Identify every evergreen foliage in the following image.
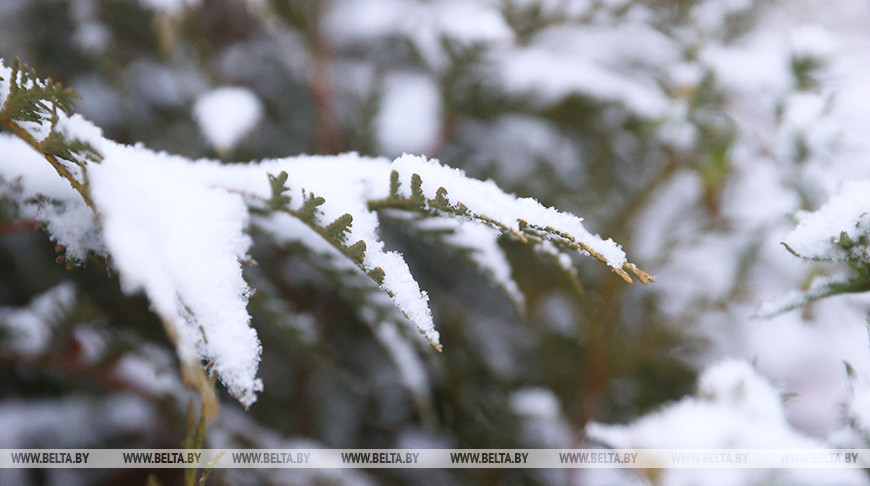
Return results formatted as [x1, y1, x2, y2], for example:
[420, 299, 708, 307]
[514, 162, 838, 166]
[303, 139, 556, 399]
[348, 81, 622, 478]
[0, 1, 866, 485]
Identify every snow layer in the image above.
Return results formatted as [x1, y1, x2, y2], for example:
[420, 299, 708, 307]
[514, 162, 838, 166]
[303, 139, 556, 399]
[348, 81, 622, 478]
[0, 134, 103, 260]
[88, 144, 262, 407]
[0, 57, 647, 407]
[1, 127, 631, 403]
[784, 180, 870, 261]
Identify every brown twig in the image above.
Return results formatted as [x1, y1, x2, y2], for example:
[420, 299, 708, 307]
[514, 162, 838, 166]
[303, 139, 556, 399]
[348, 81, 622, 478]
[0, 218, 40, 236]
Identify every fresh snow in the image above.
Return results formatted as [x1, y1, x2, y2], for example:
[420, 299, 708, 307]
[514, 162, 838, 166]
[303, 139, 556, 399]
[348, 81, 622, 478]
[9, 0, 870, 467]
[784, 180, 870, 261]
[0, 134, 104, 260]
[89, 145, 263, 406]
[17, 119, 52, 143]
[213, 153, 443, 349]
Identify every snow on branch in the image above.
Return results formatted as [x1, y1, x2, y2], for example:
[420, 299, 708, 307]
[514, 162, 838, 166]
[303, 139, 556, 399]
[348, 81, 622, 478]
[381, 212, 528, 314]
[783, 180, 870, 264]
[1, 58, 262, 408]
[241, 155, 442, 351]
[372, 154, 654, 285]
[89, 145, 262, 408]
[0, 58, 652, 409]
[763, 180, 870, 316]
[0, 58, 99, 205]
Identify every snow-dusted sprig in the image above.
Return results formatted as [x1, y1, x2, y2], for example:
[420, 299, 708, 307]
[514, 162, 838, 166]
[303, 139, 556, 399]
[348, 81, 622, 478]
[369, 155, 654, 285]
[378, 210, 528, 313]
[0, 58, 100, 207]
[257, 170, 441, 352]
[266, 174, 372, 279]
[253, 199, 409, 339]
[0, 58, 77, 128]
[756, 274, 870, 318]
[766, 180, 870, 316]
[252, 210, 439, 425]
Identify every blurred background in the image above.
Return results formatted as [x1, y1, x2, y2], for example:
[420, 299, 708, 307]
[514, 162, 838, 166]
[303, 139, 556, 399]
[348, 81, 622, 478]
[3, 0, 870, 484]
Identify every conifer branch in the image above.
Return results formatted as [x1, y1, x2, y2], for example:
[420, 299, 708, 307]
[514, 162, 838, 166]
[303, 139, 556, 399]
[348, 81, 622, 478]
[0, 58, 99, 210]
[378, 210, 529, 313]
[264, 171, 388, 284]
[369, 170, 654, 285]
[258, 171, 442, 351]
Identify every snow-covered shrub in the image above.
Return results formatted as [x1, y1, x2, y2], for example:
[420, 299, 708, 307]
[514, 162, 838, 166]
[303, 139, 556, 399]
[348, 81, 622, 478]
[0, 57, 650, 410]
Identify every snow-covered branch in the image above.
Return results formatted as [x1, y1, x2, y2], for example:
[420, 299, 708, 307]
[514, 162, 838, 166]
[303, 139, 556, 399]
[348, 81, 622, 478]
[0, 57, 650, 409]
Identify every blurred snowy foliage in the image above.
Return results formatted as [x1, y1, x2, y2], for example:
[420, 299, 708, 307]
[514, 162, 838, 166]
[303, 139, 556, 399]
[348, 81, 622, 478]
[588, 360, 868, 485]
[2, 0, 870, 484]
